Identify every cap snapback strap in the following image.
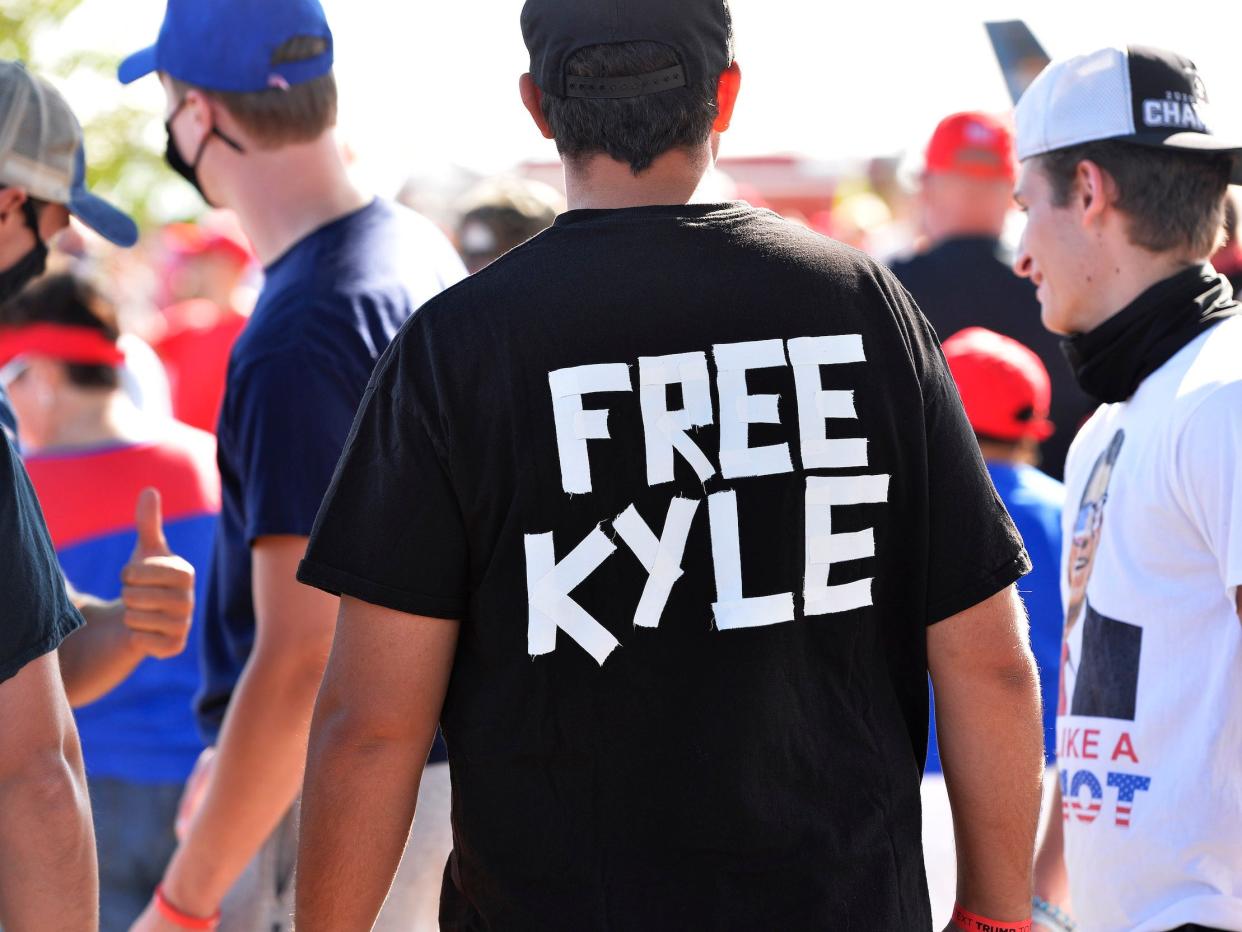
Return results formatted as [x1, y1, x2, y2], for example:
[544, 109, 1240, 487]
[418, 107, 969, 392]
[565, 64, 686, 99]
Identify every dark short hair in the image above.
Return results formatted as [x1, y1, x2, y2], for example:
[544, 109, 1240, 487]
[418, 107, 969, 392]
[0, 273, 120, 390]
[170, 36, 337, 148]
[539, 41, 721, 175]
[1037, 140, 1231, 257]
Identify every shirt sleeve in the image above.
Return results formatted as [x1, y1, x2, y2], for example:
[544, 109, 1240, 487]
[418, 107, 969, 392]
[0, 432, 83, 684]
[1176, 381, 1242, 594]
[880, 272, 1032, 624]
[297, 331, 470, 619]
[231, 350, 370, 543]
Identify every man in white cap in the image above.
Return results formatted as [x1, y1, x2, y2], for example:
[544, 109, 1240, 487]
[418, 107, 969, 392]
[1011, 45, 1242, 932]
[0, 59, 197, 929]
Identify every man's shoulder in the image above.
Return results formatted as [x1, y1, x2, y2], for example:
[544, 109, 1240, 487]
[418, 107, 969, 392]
[1135, 316, 1242, 429]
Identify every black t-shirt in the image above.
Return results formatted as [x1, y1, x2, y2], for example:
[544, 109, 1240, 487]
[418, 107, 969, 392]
[0, 388, 82, 684]
[889, 235, 1097, 479]
[299, 203, 1029, 930]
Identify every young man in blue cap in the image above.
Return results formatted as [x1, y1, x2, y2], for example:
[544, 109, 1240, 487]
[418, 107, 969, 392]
[0, 59, 197, 930]
[294, 2, 1045, 929]
[118, 1, 465, 929]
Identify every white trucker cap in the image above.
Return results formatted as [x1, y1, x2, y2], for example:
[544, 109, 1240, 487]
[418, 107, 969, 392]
[0, 60, 138, 246]
[1015, 45, 1242, 185]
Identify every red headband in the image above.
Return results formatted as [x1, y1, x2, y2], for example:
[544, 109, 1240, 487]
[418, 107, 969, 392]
[0, 323, 125, 368]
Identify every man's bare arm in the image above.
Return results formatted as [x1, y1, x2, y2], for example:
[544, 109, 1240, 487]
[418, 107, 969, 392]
[296, 596, 459, 931]
[0, 651, 97, 929]
[929, 584, 1044, 923]
[151, 535, 336, 918]
[1032, 775, 1070, 918]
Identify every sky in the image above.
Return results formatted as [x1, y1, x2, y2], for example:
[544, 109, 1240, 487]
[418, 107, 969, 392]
[39, 0, 1242, 198]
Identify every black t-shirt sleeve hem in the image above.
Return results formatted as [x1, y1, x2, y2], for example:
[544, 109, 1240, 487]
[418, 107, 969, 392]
[297, 558, 467, 621]
[246, 518, 316, 546]
[0, 608, 84, 686]
[926, 549, 1032, 625]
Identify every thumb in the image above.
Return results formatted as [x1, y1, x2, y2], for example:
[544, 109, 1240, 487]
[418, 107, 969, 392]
[133, 487, 170, 558]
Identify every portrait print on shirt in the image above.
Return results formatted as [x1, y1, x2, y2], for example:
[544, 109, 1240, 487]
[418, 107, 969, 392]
[1059, 429, 1140, 721]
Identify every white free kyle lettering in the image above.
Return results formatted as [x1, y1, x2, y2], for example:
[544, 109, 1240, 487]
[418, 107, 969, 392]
[529, 335, 891, 664]
[548, 337, 870, 494]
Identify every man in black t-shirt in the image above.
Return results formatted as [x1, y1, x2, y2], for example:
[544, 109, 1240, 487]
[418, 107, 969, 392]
[890, 111, 1095, 480]
[295, 3, 1045, 930]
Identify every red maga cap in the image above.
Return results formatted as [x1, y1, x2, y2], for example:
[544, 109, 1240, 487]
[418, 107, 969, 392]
[943, 327, 1053, 442]
[925, 111, 1016, 183]
[0, 323, 125, 368]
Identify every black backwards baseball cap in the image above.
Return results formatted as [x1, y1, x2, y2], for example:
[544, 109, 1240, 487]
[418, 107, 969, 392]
[1015, 45, 1242, 184]
[521, 0, 733, 99]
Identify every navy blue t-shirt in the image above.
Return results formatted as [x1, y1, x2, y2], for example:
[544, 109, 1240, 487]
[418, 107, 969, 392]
[195, 200, 463, 741]
[0, 387, 83, 684]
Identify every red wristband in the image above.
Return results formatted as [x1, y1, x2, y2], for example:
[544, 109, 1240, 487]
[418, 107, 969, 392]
[952, 903, 1033, 932]
[154, 886, 220, 930]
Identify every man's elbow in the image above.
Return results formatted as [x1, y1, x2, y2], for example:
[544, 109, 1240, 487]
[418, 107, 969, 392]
[0, 748, 90, 833]
[250, 627, 336, 699]
[309, 678, 425, 763]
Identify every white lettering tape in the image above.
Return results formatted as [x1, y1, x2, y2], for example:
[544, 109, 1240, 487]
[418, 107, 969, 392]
[708, 489, 795, 629]
[525, 527, 620, 664]
[788, 335, 868, 470]
[548, 363, 632, 495]
[804, 474, 889, 618]
[713, 339, 794, 480]
[638, 352, 716, 486]
[613, 497, 700, 628]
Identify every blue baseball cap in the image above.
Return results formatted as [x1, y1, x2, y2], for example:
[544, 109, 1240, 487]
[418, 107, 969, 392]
[67, 146, 139, 247]
[118, 0, 334, 93]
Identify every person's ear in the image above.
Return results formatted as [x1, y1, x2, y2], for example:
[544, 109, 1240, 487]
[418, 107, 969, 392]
[519, 74, 554, 140]
[1076, 159, 1113, 230]
[713, 61, 742, 133]
[0, 186, 26, 225]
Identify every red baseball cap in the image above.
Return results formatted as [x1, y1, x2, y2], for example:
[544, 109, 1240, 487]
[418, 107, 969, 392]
[924, 111, 1016, 183]
[943, 327, 1054, 442]
[162, 212, 253, 267]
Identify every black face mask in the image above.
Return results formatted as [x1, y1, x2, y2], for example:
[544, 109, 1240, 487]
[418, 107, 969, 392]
[0, 199, 49, 303]
[164, 98, 245, 206]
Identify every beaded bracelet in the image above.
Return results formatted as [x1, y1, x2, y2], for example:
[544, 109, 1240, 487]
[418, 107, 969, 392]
[1032, 895, 1077, 932]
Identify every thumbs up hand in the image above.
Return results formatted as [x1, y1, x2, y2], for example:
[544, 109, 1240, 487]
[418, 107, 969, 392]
[120, 488, 196, 660]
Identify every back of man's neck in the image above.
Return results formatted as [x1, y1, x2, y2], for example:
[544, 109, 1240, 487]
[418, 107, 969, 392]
[223, 137, 369, 266]
[40, 391, 144, 452]
[564, 148, 711, 211]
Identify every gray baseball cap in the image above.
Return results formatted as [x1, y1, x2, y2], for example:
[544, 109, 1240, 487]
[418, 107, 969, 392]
[0, 60, 138, 247]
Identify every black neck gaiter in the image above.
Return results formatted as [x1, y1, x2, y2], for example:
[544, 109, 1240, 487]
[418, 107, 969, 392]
[1062, 265, 1240, 404]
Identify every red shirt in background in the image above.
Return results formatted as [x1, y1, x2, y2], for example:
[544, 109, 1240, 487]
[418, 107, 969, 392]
[154, 299, 247, 434]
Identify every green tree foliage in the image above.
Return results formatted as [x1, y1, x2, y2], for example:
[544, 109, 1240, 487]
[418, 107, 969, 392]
[2, 0, 173, 229]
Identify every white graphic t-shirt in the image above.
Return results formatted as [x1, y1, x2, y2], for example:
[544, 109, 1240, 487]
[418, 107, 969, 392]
[1058, 316, 1242, 932]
